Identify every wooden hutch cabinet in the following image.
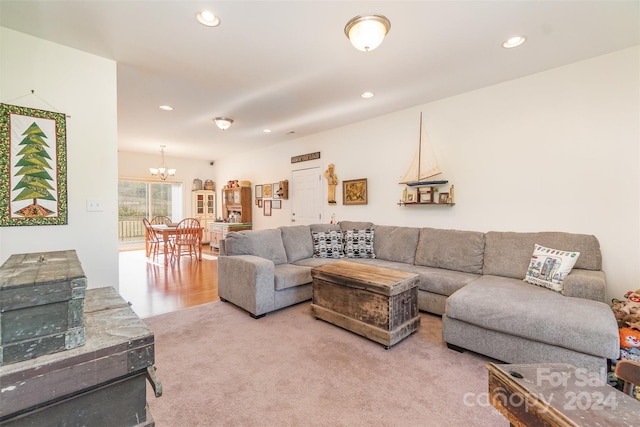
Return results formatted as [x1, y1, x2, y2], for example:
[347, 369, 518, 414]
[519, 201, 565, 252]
[210, 187, 252, 250]
[222, 187, 251, 223]
[191, 190, 216, 243]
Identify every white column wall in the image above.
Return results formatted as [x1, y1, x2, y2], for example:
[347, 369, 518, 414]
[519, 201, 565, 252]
[0, 28, 119, 289]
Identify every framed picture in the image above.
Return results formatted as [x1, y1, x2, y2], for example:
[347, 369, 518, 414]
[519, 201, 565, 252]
[342, 178, 367, 205]
[407, 192, 415, 203]
[263, 199, 272, 216]
[0, 103, 68, 226]
[272, 183, 280, 199]
[258, 199, 263, 208]
[439, 192, 450, 204]
[255, 184, 263, 199]
[272, 200, 281, 209]
[263, 183, 272, 198]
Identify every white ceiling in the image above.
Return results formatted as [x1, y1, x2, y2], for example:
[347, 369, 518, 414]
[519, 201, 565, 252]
[1, 1, 638, 160]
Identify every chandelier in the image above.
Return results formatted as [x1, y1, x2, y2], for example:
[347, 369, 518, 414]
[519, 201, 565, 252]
[149, 145, 176, 181]
[344, 14, 391, 52]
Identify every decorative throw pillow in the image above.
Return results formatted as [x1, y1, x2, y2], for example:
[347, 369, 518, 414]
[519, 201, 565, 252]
[343, 229, 376, 259]
[312, 230, 344, 258]
[523, 244, 580, 294]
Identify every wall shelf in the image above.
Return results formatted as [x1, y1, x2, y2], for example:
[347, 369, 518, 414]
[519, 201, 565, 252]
[399, 184, 455, 207]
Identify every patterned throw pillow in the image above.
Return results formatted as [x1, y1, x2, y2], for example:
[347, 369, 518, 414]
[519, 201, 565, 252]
[344, 229, 376, 259]
[523, 244, 580, 294]
[312, 230, 344, 258]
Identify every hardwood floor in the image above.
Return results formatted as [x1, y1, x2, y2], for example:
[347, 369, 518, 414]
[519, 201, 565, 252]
[118, 246, 219, 318]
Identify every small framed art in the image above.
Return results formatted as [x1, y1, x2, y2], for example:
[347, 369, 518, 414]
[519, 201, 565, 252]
[343, 178, 367, 205]
[263, 184, 272, 198]
[272, 200, 281, 209]
[263, 199, 272, 216]
[439, 192, 450, 204]
[272, 183, 280, 199]
[255, 184, 263, 199]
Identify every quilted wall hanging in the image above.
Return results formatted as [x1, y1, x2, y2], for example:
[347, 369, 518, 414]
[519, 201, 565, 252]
[0, 103, 68, 226]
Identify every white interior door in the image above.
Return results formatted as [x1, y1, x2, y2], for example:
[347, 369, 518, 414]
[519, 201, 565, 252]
[291, 167, 322, 225]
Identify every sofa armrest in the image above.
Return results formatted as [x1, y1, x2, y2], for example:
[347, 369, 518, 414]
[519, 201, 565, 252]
[563, 269, 606, 302]
[218, 255, 276, 317]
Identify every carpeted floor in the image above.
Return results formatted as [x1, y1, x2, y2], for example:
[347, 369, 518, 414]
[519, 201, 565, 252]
[144, 300, 509, 427]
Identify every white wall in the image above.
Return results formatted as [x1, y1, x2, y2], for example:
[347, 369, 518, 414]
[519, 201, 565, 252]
[0, 28, 119, 289]
[213, 46, 640, 301]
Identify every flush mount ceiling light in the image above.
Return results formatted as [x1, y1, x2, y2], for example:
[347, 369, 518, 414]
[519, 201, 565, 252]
[197, 10, 220, 27]
[502, 36, 526, 48]
[149, 145, 176, 181]
[344, 14, 391, 52]
[158, 105, 173, 111]
[361, 91, 374, 99]
[214, 117, 233, 130]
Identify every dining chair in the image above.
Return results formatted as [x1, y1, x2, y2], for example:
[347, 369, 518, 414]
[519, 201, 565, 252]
[150, 215, 172, 225]
[615, 359, 640, 398]
[143, 217, 161, 259]
[172, 218, 201, 262]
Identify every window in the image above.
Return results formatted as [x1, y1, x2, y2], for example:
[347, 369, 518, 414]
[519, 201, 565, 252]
[118, 180, 183, 247]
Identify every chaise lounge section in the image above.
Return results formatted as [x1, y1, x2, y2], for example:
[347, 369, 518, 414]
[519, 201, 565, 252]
[217, 223, 619, 373]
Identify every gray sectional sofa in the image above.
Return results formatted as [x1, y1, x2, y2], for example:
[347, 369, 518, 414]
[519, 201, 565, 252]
[217, 222, 619, 373]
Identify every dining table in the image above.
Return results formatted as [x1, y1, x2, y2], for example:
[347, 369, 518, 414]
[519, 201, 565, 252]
[150, 224, 203, 266]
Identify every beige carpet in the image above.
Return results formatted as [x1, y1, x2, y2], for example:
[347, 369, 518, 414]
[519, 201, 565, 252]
[144, 301, 509, 427]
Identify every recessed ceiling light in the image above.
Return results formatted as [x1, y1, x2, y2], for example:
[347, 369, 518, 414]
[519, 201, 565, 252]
[197, 10, 220, 27]
[263, 129, 272, 133]
[159, 105, 173, 111]
[361, 92, 374, 99]
[502, 36, 526, 49]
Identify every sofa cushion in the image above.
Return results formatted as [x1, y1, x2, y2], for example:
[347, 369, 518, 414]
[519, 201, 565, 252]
[445, 275, 619, 359]
[523, 244, 580, 294]
[344, 229, 376, 259]
[410, 265, 481, 297]
[339, 221, 374, 231]
[372, 225, 420, 264]
[414, 228, 485, 274]
[483, 231, 601, 280]
[312, 230, 344, 258]
[224, 229, 288, 265]
[310, 223, 340, 233]
[279, 225, 314, 263]
[274, 264, 312, 290]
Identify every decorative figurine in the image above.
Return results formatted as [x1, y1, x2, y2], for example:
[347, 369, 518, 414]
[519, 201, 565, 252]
[324, 163, 338, 204]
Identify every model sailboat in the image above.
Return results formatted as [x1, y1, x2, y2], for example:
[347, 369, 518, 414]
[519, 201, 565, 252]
[398, 113, 448, 187]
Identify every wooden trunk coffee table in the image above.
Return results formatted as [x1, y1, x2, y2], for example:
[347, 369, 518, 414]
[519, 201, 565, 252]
[310, 260, 420, 349]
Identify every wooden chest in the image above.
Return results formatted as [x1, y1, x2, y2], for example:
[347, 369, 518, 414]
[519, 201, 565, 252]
[0, 287, 159, 426]
[0, 250, 87, 366]
[311, 261, 420, 349]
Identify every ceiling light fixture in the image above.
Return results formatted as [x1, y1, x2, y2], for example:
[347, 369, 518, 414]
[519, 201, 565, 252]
[197, 10, 220, 27]
[344, 14, 391, 52]
[214, 117, 234, 130]
[159, 105, 173, 111]
[361, 91, 374, 99]
[263, 129, 272, 133]
[502, 36, 526, 48]
[149, 145, 176, 181]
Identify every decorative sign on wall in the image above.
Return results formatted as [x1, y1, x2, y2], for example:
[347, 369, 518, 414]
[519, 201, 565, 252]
[291, 151, 320, 164]
[0, 103, 68, 226]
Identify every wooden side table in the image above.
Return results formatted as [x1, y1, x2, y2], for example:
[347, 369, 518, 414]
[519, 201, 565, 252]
[487, 362, 640, 427]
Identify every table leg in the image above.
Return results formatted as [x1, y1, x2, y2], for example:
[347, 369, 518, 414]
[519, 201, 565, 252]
[163, 233, 170, 266]
[198, 230, 203, 261]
